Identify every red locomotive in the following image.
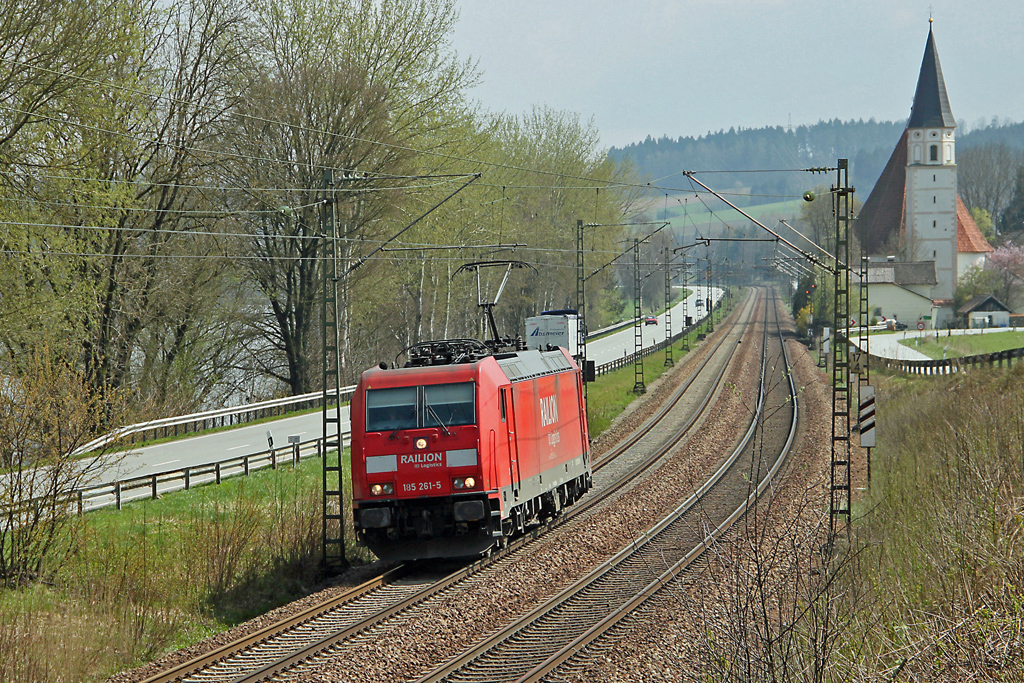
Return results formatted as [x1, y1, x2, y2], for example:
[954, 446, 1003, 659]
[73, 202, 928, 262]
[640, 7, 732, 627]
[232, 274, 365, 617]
[350, 339, 592, 561]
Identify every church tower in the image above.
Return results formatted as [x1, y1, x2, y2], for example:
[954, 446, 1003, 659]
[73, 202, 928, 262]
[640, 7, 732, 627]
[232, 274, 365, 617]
[904, 21, 958, 304]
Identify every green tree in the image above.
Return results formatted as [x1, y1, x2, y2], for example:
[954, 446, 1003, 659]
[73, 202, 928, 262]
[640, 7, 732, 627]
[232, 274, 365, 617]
[1, 0, 257, 413]
[969, 206, 996, 243]
[954, 264, 1000, 312]
[0, 0, 139, 171]
[229, 0, 478, 392]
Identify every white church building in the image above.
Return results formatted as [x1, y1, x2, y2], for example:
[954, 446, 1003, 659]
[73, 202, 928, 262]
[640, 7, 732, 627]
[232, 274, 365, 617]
[856, 22, 992, 329]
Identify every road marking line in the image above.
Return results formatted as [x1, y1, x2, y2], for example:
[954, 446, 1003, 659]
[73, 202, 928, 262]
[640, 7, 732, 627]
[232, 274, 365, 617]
[153, 460, 180, 467]
[227, 444, 250, 450]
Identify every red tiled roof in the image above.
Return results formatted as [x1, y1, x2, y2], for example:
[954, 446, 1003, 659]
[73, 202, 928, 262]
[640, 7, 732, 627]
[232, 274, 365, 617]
[859, 131, 992, 257]
[956, 195, 993, 253]
[858, 129, 907, 254]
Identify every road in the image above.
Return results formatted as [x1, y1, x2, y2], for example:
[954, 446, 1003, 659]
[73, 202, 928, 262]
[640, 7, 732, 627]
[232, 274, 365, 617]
[85, 286, 723, 499]
[586, 287, 722, 366]
[852, 325, 1024, 360]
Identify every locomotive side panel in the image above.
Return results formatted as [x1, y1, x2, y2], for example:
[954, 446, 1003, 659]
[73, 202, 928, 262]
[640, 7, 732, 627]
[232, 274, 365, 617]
[505, 371, 589, 510]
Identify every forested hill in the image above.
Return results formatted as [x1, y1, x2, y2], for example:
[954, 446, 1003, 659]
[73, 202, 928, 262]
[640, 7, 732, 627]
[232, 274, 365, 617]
[610, 118, 1024, 205]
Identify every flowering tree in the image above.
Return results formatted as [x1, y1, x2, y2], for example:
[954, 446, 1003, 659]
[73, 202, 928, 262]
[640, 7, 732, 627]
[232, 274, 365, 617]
[985, 242, 1024, 307]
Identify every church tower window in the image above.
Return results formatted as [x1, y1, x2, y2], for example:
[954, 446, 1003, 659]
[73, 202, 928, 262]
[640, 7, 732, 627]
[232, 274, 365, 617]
[929, 145, 938, 161]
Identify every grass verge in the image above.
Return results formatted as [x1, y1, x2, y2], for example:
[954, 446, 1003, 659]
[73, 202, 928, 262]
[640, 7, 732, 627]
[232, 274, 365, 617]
[897, 328, 1024, 359]
[586, 320, 716, 438]
[836, 366, 1024, 679]
[0, 297, 735, 682]
[0, 452, 370, 682]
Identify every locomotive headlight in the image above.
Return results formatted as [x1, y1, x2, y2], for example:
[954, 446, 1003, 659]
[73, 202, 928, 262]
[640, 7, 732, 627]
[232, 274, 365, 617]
[464, 477, 476, 488]
[415, 437, 428, 449]
[370, 483, 394, 496]
[452, 478, 465, 490]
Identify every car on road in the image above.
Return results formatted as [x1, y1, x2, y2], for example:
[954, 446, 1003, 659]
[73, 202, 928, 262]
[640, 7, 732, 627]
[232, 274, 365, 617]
[644, 316, 658, 326]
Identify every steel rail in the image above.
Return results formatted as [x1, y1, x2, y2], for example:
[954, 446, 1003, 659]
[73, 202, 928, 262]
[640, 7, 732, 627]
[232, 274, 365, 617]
[520, 289, 799, 682]
[138, 564, 411, 683]
[412, 290, 796, 683]
[220, 291, 760, 683]
[138, 290, 759, 683]
[591, 289, 755, 469]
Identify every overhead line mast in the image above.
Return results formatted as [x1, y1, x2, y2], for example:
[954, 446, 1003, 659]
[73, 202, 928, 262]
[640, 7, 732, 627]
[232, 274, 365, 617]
[320, 170, 480, 573]
[679, 163, 857, 545]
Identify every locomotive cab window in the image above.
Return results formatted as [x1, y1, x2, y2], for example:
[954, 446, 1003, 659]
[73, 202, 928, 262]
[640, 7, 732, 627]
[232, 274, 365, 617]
[366, 386, 417, 432]
[366, 383, 474, 432]
[424, 383, 475, 427]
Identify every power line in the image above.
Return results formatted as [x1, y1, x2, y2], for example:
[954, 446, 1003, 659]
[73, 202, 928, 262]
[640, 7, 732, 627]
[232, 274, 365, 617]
[1, 55, 831, 207]
[0, 58, 623, 192]
[0, 196, 325, 217]
[0, 175, 464, 215]
[0, 247, 580, 269]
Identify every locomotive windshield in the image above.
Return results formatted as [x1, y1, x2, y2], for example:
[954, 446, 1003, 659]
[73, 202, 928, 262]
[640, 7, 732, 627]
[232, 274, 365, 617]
[424, 383, 474, 428]
[365, 382, 475, 432]
[366, 386, 417, 432]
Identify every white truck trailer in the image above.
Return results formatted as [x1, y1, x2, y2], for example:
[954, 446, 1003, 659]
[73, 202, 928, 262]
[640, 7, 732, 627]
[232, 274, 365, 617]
[525, 310, 580, 357]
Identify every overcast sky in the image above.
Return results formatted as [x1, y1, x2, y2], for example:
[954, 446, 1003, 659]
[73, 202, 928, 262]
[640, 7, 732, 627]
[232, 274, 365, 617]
[450, 0, 1024, 149]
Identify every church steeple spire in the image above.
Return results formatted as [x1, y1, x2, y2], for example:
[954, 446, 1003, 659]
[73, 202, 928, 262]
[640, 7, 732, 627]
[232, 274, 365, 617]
[907, 25, 955, 128]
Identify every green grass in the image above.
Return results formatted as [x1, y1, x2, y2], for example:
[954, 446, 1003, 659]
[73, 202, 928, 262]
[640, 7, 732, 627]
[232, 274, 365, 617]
[586, 289, 692, 343]
[898, 329, 1024, 359]
[665, 198, 804, 231]
[0, 294, 738, 682]
[0, 451, 368, 682]
[586, 299, 733, 438]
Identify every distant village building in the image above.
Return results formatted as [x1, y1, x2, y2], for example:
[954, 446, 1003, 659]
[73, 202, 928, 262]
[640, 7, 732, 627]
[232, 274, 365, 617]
[856, 22, 992, 329]
[958, 294, 1011, 329]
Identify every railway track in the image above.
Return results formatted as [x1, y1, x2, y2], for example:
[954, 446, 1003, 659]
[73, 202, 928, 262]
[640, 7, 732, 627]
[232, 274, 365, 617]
[137, 288, 770, 683]
[415, 289, 797, 683]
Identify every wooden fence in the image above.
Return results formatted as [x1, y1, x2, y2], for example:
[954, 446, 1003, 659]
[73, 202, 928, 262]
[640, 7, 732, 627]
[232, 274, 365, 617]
[867, 346, 1024, 375]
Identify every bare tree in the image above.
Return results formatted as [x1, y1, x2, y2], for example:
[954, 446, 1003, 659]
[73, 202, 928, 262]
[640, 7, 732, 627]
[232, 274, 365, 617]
[958, 142, 1024, 227]
[228, 0, 478, 392]
[0, 345, 130, 585]
[1001, 163, 1024, 234]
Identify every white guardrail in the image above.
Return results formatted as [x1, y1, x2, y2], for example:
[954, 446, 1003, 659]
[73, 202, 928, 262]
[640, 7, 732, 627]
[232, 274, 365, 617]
[71, 318, 640, 459]
[72, 386, 358, 456]
[51, 299, 726, 514]
[71, 434, 348, 513]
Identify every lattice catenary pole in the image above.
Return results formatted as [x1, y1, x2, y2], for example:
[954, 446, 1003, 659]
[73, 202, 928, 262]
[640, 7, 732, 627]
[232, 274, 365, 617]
[829, 159, 854, 542]
[321, 170, 348, 572]
[632, 238, 645, 394]
[664, 246, 673, 367]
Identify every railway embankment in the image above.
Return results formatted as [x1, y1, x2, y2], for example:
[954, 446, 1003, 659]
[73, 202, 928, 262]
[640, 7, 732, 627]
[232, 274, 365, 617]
[0, 306, 734, 683]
